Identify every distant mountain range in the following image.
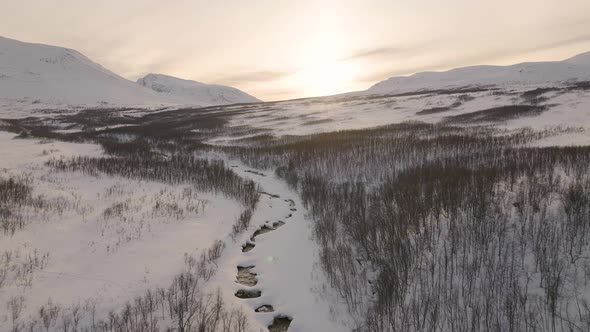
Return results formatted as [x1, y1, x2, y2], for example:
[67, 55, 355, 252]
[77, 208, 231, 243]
[2, 35, 590, 112]
[366, 51, 590, 95]
[0, 36, 260, 110]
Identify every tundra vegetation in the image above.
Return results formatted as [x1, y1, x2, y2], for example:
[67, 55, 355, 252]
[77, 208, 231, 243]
[8, 241, 251, 332]
[229, 122, 590, 331]
[2, 107, 261, 331]
[3, 86, 590, 331]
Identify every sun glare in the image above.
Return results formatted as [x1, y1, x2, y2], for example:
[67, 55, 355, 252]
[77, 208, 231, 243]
[294, 61, 356, 97]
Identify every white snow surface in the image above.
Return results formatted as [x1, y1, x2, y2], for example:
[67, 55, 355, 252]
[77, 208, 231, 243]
[210, 162, 349, 332]
[367, 51, 590, 95]
[138, 73, 261, 106]
[209, 89, 590, 141]
[0, 132, 344, 331]
[564, 51, 590, 67]
[0, 36, 260, 117]
[0, 132, 245, 328]
[0, 36, 187, 109]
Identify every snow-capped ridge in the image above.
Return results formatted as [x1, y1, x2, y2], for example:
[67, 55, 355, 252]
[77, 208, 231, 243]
[0, 36, 260, 115]
[564, 51, 590, 67]
[367, 51, 590, 95]
[137, 73, 261, 105]
[0, 36, 187, 108]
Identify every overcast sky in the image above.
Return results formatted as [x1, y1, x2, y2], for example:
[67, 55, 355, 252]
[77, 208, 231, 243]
[2, 0, 590, 100]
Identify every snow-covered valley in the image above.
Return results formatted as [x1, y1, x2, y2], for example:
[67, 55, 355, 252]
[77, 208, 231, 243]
[2, 36, 590, 331]
[0, 130, 345, 331]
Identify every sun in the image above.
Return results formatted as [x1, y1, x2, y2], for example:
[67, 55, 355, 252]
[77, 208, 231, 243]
[294, 61, 356, 97]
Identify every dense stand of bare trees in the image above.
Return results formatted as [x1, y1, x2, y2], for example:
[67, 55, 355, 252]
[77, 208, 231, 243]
[229, 122, 590, 331]
[0, 175, 32, 235]
[46, 155, 259, 209]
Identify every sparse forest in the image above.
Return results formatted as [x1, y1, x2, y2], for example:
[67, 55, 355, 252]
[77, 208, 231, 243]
[227, 122, 590, 331]
[9, 241, 251, 332]
[3, 87, 590, 331]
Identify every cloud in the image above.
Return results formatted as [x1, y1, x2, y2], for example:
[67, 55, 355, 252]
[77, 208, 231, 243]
[340, 47, 413, 61]
[354, 32, 590, 87]
[526, 33, 590, 55]
[339, 41, 439, 62]
[212, 70, 294, 85]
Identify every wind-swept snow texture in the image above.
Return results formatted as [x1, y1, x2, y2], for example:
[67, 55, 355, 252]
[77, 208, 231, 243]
[138, 73, 261, 106]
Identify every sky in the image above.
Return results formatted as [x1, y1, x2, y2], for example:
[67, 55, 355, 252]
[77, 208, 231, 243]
[1, 0, 590, 101]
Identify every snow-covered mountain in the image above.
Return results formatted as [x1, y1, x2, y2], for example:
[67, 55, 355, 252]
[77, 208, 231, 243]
[367, 51, 590, 95]
[137, 73, 261, 106]
[0, 36, 187, 108]
[564, 51, 590, 67]
[0, 36, 260, 115]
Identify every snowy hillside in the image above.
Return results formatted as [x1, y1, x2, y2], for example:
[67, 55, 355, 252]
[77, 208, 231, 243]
[564, 51, 590, 67]
[367, 51, 590, 94]
[0, 36, 187, 109]
[137, 73, 261, 106]
[0, 37, 261, 117]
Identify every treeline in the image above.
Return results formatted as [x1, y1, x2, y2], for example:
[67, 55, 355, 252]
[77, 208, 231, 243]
[229, 122, 590, 331]
[228, 122, 572, 184]
[46, 155, 259, 209]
